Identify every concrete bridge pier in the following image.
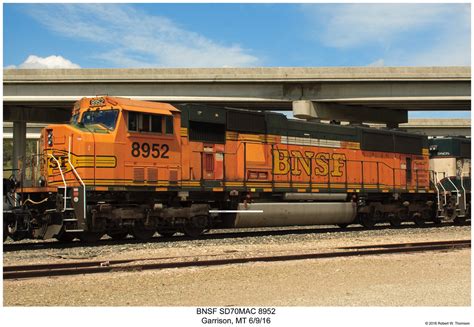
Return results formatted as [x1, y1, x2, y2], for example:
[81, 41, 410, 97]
[12, 121, 27, 178]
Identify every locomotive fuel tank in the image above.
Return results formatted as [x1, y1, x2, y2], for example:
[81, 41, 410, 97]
[234, 202, 356, 228]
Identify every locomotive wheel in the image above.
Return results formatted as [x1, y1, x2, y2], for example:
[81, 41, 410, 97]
[389, 214, 401, 228]
[183, 215, 208, 238]
[359, 213, 375, 228]
[55, 225, 76, 242]
[132, 225, 155, 241]
[78, 232, 104, 243]
[453, 216, 467, 225]
[337, 224, 349, 229]
[107, 231, 129, 240]
[55, 228, 76, 243]
[3, 220, 8, 242]
[157, 229, 176, 238]
[432, 217, 442, 225]
[183, 224, 204, 238]
[413, 212, 426, 227]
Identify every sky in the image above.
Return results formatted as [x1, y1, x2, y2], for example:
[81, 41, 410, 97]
[3, 3, 471, 119]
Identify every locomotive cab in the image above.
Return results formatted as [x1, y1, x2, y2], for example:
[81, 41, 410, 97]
[42, 96, 181, 190]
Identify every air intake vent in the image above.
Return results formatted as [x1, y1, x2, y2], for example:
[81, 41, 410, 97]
[147, 168, 158, 182]
[133, 168, 145, 182]
[169, 170, 178, 182]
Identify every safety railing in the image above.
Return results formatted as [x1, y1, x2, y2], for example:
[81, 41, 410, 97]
[68, 136, 86, 220]
[460, 173, 468, 213]
[432, 171, 443, 211]
[48, 153, 68, 212]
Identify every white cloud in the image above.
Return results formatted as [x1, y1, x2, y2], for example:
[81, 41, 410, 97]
[7, 55, 81, 69]
[367, 59, 384, 67]
[303, 4, 470, 66]
[407, 10, 471, 66]
[25, 4, 259, 68]
[316, 4, 448, 49]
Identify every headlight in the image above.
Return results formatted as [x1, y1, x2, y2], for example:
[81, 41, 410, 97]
[47, 129, 53, 146]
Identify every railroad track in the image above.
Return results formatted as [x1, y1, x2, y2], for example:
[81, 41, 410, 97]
[4, 239, 470, 280]
[3, 222, 469, 252]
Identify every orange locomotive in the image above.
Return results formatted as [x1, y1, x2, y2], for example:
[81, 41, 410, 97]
[4, 96, 437, 242]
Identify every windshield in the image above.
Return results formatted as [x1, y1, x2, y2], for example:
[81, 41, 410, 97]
[81, 110, 119, 130]
[71, 114, 79, 125]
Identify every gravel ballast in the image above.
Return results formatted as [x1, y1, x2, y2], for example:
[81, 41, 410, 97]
[3, 224, 471, 306]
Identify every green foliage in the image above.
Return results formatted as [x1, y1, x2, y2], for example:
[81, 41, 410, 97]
[3, 139, 38, 178]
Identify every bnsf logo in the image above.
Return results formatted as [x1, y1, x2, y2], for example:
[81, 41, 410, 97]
[272, 149, 346, 177]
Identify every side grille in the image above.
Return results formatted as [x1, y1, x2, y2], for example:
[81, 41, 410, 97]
[169, 170, 178, 182]
[147, 168, 158, 182]
[133, 168, 145, 182]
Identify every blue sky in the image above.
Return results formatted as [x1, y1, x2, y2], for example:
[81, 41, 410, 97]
[3, 3, 471, 118]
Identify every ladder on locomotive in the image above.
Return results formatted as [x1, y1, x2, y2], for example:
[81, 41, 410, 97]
[49, 136, 87, 232]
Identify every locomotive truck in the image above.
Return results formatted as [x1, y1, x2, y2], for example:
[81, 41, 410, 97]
[3, 97, 470, 242]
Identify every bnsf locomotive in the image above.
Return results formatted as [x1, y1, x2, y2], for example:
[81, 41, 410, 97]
[3, 97, 471, 242]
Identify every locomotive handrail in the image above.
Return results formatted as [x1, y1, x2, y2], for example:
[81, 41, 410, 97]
[432, 171, 442, 211]
[48, 153, 67, 212]
[437, 172, 448, 208]
[460, 172, 467, 213]
[447, 176, 460, 206]
[68, 136, 86, 220]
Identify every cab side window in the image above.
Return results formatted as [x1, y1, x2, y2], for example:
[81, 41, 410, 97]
[165, 116, 174, 134]
[128, 112, 138, 131]
[127, 112, 173, 135]
[151, 115, 162, 133]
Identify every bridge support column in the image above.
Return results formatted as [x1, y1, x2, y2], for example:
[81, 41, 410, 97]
[12, 121, 27, 177]
[292, 100, 407, 125]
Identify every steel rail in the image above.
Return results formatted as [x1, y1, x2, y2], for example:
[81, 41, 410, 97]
[338, 239, 470, 249]
[4, 239, 470, 280]
[3, 222, 471, 253]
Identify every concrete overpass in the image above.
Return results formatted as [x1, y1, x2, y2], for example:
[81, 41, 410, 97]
[3, 66, 471, 174]
[374, 119, 471, 137]
[4, 66, 471, 121]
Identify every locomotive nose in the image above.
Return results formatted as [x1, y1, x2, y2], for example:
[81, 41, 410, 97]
[40, 123, 85, 186]
[42, 124, 69, 150]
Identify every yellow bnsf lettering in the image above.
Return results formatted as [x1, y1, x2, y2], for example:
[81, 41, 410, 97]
[272, 149, 290, 175]
[331, 153, 346, 177]
[314, 152, 329, 176]
[272, 149, 346, 177]
[290, 151, 314, 176]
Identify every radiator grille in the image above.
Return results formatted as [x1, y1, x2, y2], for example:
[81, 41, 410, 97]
[133, 168, 145, 182]
[169, 170, 178, 182]
[147, 168, 158, 182]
